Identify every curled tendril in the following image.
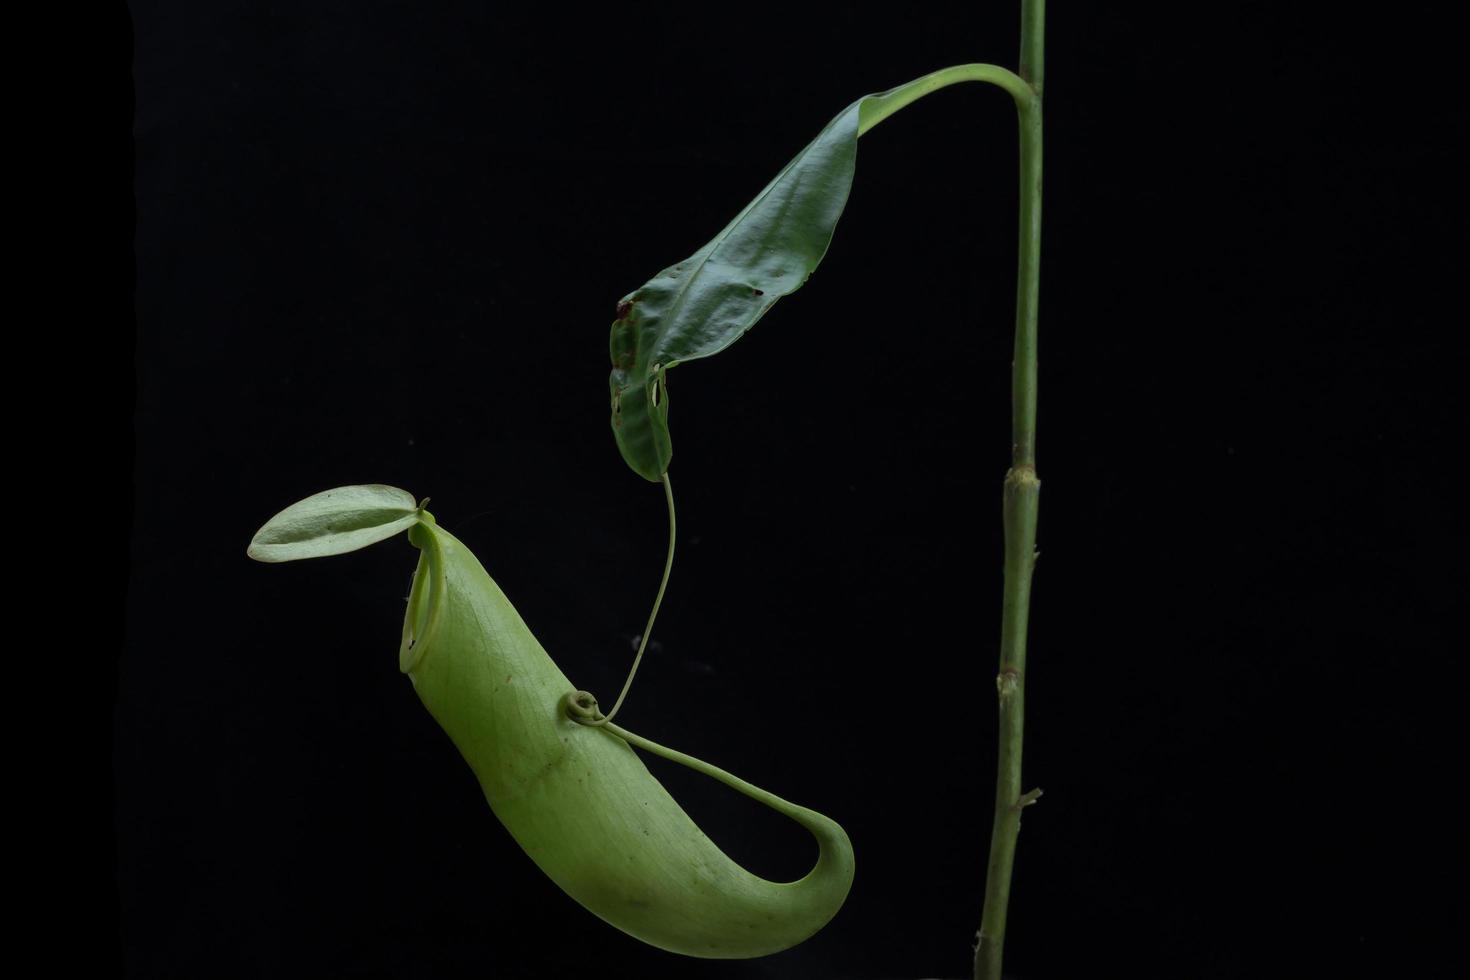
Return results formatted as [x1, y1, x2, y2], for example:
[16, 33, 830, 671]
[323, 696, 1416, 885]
[564, 689, 609, 727]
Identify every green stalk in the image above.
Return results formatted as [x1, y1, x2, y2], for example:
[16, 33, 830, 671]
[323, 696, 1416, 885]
[858, 63, 1032, 135]
[975, 3, 1044, 979]
[594, 473, 677, 727]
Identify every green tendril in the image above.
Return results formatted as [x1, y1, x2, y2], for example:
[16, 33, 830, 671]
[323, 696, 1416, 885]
[577, 471, 676, 727]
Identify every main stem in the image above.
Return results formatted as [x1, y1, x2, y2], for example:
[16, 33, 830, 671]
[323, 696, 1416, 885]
[975, 2, 1044, 979]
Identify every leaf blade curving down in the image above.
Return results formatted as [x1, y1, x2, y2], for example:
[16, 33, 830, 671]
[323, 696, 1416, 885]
[608, 95, 870, 481]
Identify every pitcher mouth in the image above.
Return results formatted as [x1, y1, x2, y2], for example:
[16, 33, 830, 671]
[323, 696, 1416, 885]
[399, 518, 446, 674]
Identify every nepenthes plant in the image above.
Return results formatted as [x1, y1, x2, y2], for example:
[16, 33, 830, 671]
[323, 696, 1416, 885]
[250, 3, 1046, 977]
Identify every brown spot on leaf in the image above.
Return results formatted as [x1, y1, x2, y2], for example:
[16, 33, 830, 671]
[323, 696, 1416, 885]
[615, 299, 633, 319]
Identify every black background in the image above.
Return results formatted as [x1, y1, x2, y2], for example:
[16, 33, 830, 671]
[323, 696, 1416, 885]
[118, 2, 1458, 978]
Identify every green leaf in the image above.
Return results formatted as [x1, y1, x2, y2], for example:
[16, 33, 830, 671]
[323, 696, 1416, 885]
[247, 485, 422, 562]
[607, 65, 1033, 482]
[608, 94, 869, 481]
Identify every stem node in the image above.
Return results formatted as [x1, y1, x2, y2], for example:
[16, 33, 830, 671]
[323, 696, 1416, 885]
[1004, 464, 1040, 489]
[995, 668, 1022, 701]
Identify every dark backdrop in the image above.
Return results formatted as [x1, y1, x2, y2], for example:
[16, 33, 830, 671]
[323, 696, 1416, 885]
[121, 3, 1457, 978]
